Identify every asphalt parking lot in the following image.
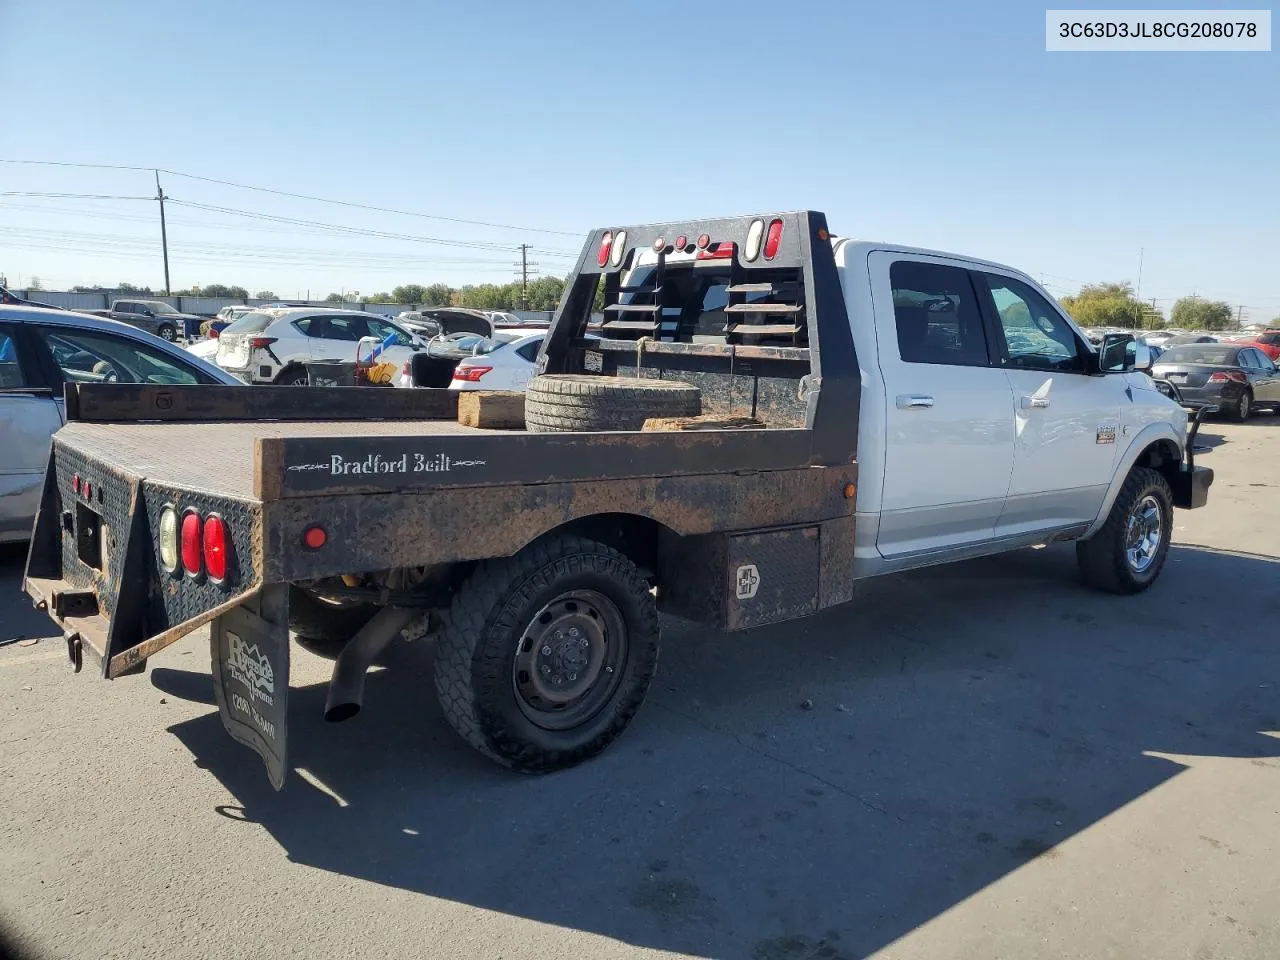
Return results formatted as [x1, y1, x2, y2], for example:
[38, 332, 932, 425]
[2, 418, 1278, 960]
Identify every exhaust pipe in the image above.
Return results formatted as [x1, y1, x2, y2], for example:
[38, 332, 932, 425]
[323, 606, 417, 723]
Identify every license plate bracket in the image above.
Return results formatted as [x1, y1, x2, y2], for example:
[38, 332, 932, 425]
[211, 585, 290, 790]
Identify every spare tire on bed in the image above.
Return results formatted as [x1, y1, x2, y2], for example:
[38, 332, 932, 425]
[525, 374, 701, 433]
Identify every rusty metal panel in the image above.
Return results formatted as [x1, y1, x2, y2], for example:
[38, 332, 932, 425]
[818, 515, 857, 609]
[67, 383, 458, 423]
[655, 529, 728, 627]
[264, 427, 817, 499]
[726, 526, 821, 630]
[264, 465, 857, 582]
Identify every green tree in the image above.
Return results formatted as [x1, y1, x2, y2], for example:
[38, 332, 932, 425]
[323, 292, 346, 304]
[366, 292, 395, 303]
[525, 276, 566, 312]
[1057, 281, 1154, 329]
[455, 283, 514, 310]
[194, 284, 249, 299]
[1170, 297, 1234, 331]
[423, 283, 453, 306]
[254, 290, 277, 299]
[392, 284, 428, 304]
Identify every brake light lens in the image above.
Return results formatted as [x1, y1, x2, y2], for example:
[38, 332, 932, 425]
[610, 231, 627, 267]
[209, 328, 220, 339]
[202, 515, 228, 583]
[697, 242, 736, 261]
[763, 218, 784, 260]
[250, 337, 277, 350]
[72, 473, 81, 495]
[303, 525, 327, 550]
[596, 231, 613, 267]
[453, 365, 493, 382]
[158, 506, 179, 574]
[180, 511, 202, 576]
[696, 233, 711, 250]
[675, 234, 688, 252]
[1208, 371, 1247, 383]
[745, 219, 765, 261]
[82, 481, 92, 501]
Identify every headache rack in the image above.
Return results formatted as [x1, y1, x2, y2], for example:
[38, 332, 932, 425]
[539, 211, 861, 463]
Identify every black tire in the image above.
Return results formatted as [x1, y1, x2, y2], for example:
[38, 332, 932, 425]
[1229, 389, 1252, 422]
[156, 324, 178, 342]
[1076, 466, 1174, 595]
[434, 534, 660, 771]
[525, 374, 700, 433]
[274, 367, 310, 386]
[288, 584, 377, 655]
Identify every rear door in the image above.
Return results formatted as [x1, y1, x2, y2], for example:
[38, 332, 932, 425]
[1242, 348, 1280, 403]
[869, 253, 1016, 558]
[0, 324, 63, 542]
[306, 314, 370, 361]
[975, 272, 1122, 534]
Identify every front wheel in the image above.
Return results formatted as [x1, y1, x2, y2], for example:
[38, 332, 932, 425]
[157, 324, 178, 342]
[434, 535, 659, 771]
[1076, 466, 1173, 594]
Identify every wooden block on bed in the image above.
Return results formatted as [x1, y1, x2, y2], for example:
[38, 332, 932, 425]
[457, 391, 526, 429]
[642, 414, 766, 432]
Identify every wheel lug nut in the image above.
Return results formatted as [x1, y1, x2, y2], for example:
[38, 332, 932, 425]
[540, 664, 550, 675]
[604, 665, 614, 674]
[568, 672, 577, 682]
[541, 645, 552, 656]
[578, 638, 588, 648]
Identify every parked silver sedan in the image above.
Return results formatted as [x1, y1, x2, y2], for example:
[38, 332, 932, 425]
[0, 306, 240, 543]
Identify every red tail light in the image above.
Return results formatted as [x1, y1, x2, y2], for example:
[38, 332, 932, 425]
[209, 328, 220, 339]
[303, 525, 327, 550]
[202, 515, 228, 582]
[401, 361, 412, 376]
[763, 219, 784, 260]
[72, 473, 81, 494]
[697, 242, 736, 261]
[453, 365, 493, 382]
[250, 337, 277, 349]
[596, 231, 613, 267]
[1208, 371, 1247, 383]
[675, 234, 688, 252]
[180, 512, 202, 576]
[695, 233, 711, 250]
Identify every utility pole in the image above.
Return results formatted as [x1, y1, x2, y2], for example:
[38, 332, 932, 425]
[1237, 304, 1244, 330]
[155, 170, 171, 295]
[514, 244, 540, 313]
[1135, 247, 1144, 301]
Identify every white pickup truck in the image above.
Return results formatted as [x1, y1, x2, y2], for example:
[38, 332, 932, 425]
[24, 211, 1211, 788]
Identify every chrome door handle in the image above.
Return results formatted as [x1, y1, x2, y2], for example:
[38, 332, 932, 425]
[896, 394, 934, 409]
[1021, 396, 1050, 409]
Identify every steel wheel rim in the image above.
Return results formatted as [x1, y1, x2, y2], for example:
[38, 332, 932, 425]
[512, 589, 628, 731]
[1124, 494, 1163, 573]
[1240, 393, 1250, 418]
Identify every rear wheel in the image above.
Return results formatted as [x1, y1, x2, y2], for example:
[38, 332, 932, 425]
[1076, 466, 1173, 594]
[1230, 389, 1253, 422]
[434, 534, 659, 771]
[274, 367, 309, 386]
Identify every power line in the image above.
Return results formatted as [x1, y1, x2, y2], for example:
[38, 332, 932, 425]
[0, 157, 580, 236]
[0, 191, 153, 200]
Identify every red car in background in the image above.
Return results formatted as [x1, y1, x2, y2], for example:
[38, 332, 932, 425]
[1244, 330, 1280, 362]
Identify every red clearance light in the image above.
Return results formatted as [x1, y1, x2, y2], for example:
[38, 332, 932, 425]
[202, 515, 229, 582]
[453, 365, 493, 382]
[653, 237, 667, 253]
[763, 219, 784, 260]
[72, 473, 81, 494]
[596, 231, 613, 268]
[697, 242, 737, 261]
[696, 233, 711, 250]
[675, 234, 688, 252]
[249, 337, 277, 350]
[303, 526, 327, 550]
[82, 481, 92, 502]
[180, 512, 202, 576]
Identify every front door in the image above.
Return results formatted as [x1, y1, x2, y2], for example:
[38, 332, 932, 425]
[0, 324, 63, 542]
[976, 272, 1122, 535]
[870, 254, 1016, 559]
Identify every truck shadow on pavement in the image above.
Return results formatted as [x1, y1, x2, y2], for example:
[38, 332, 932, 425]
[159, 541, 1280, 960]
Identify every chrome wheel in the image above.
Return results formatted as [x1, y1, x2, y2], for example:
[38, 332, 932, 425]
[1238, 392, 1251, 419]
[1124, 494, 1163, 573]
[512, 589, 627, 731]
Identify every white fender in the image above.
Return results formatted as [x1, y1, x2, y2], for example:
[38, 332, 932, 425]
[1081, 420, 1184, 539]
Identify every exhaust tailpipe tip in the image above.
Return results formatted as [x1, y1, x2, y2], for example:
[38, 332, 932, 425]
[322, 606, 417, 723]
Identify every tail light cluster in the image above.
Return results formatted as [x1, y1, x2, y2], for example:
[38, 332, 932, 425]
[159, 505, 230, 584]
[453, 365, 492, 382]
[1208, 371, 1248, 384]
[598, 218, 784, 269]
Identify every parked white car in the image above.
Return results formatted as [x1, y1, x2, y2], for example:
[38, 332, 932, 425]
[215, 308, 426, 384]
[0, 305, 239, 542]
[450, 332, 546, 391]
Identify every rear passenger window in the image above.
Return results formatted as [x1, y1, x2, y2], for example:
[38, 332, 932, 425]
[515, 340, 541, 362]
[889, 261, 989, 366]
[0, 330, 29, 389]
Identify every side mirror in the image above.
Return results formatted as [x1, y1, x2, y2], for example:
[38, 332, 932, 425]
[1098, 333, 1136, 373]
[1133, 342, 1152, 371]
[141, 308, 154, 317]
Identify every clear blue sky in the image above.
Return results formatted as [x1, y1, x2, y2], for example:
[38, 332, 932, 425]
[1, 0, 1276, 320]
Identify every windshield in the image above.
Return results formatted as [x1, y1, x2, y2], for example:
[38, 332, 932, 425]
[223, 312, 276, 335]
[1159, 345, 1239, 365]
